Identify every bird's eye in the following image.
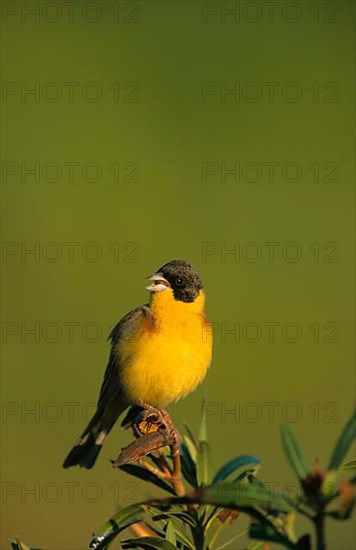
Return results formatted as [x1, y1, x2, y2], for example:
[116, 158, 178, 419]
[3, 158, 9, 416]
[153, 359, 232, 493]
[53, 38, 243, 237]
[175, 277, 184, 286]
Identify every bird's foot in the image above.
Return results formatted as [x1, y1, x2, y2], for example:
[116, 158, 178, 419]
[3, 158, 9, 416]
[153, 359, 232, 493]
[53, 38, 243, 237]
[113, 402, 182, 470]
[133, 402, 181, 445]
[156, 408, 182, 449]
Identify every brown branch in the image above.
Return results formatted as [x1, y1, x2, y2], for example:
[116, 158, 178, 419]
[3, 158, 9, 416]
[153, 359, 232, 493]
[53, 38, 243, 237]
[137, 457, 171, 480]
[113, 407, 186, 497]
[112, 430, 173, 468]
[171, 439, 185, 497]
[129, 522, 156, 538]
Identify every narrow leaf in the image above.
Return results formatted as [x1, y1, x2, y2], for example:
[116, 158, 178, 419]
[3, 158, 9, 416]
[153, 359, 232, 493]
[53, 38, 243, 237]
[326, 505, 355, 520]
[328, 412, 356, 471]
[167, 518, 194, 550]
[245, 542, 265, 550]
[180, 440, 198, 487]
[121, 537, 177, 550]
[183, 423, 198, 449]
[214, 528, 248, 550]
[213, 455, 261, 483]
[10, 542, 31, 550]
[201, 481, 292, 512]
[196, 440, 211, 486]
[152, 511, 197, 529]
[165, 520, 176, 545]
[249, 522, 295, 549]
[119, 464, 175, 495]
[199, 397, 208, 443]
[281, 424, 308, 480]
[151, 512, 194, 549]
[296, 534, 312, 550]
[234, 468, 260, 483]
[183, 435, 197, 464]
[196, 400, 210, 486]
[341, 458, 356, 471]
[89, 503, 144, 550]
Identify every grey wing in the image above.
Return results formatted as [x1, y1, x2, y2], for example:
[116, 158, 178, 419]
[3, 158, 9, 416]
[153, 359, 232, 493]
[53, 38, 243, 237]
[96, 305, 152, 412]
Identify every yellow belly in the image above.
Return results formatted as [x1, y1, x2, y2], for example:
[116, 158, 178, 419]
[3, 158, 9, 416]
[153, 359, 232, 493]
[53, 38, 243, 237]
[118, 290, 212, 408]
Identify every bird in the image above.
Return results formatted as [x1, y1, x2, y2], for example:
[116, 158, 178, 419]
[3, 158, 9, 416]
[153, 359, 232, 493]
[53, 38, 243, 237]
[63, 259, 213, 468]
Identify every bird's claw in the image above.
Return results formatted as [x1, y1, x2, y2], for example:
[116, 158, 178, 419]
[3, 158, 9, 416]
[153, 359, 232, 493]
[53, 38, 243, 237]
[113, 405, 181, 467]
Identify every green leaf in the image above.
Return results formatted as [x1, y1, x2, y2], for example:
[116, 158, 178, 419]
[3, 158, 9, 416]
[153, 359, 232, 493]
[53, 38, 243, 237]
[150, 511, 195, 549]
[321, 471, 338, 501]
[183, 435, 197, 465]
[10, 542, 31, 550]
[196, 440, 211, 486]
[281, 423, 308, 480]
[197, 404, 211, 486]
[183, 423, 198, 450]
[89, 503, 144, 550]
[204, 472, 258, 533]
[201, 481, 292, 512]
[341, 458, 356, 471]
[249, 522, 295, 549]
[119, 464, 175, 495]
[10, 541, 41, 550]
[147, 502, 203, 548]
[245, 542, 265, 550]
[152, 511, 197, 529]
[214, 528, 248, 550]
[180, 440, 198, 487]
[328, 412, 356, 471]
[296, 534, 312, 550]
[199, 412, 208, 443]
[326, 504, 355, 520]
[213, 455, 261, 483]
[165, 521, 176, 545]
[121, 537, 177, 550]
[169, 527, 194, 550]
[234, 469, 259, 483]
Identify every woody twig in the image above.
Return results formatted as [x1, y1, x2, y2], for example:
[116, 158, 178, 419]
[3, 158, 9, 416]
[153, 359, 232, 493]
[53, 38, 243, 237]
[112, 407, 186, 497]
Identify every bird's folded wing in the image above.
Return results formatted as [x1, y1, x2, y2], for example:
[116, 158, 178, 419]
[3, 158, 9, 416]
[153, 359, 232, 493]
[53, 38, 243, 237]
[96, 305, 153, 412]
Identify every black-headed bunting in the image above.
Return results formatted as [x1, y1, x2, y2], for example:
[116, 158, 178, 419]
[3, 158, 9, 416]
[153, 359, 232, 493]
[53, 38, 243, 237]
[63, 260, 212, 468]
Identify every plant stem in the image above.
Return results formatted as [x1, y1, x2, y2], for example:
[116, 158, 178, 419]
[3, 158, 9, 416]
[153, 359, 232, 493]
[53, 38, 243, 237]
[130, 522, 156, 538]
[156, 450, 172, 476]
[138, 457, 170, 480]
[171, 440, 186, 497]
[314, 511, 326, 550]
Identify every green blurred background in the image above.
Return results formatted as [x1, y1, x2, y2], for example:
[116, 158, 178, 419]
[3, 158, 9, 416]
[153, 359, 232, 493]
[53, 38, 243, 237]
[1, 1, 355, 548]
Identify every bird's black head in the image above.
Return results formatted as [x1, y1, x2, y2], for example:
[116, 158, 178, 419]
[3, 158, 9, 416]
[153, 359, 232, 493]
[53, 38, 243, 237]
[146, 259, 204, 303]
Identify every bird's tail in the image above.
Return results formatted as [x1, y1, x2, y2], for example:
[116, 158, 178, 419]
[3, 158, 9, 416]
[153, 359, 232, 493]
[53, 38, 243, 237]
[63, 405, 125, 469]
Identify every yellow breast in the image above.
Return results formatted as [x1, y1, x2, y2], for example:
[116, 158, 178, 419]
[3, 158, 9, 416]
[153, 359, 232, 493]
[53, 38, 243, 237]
[118, 289, 212, 408]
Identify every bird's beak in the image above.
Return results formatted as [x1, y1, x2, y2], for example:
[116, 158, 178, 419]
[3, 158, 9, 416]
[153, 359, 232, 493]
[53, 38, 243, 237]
[145, 272, 170, 292]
